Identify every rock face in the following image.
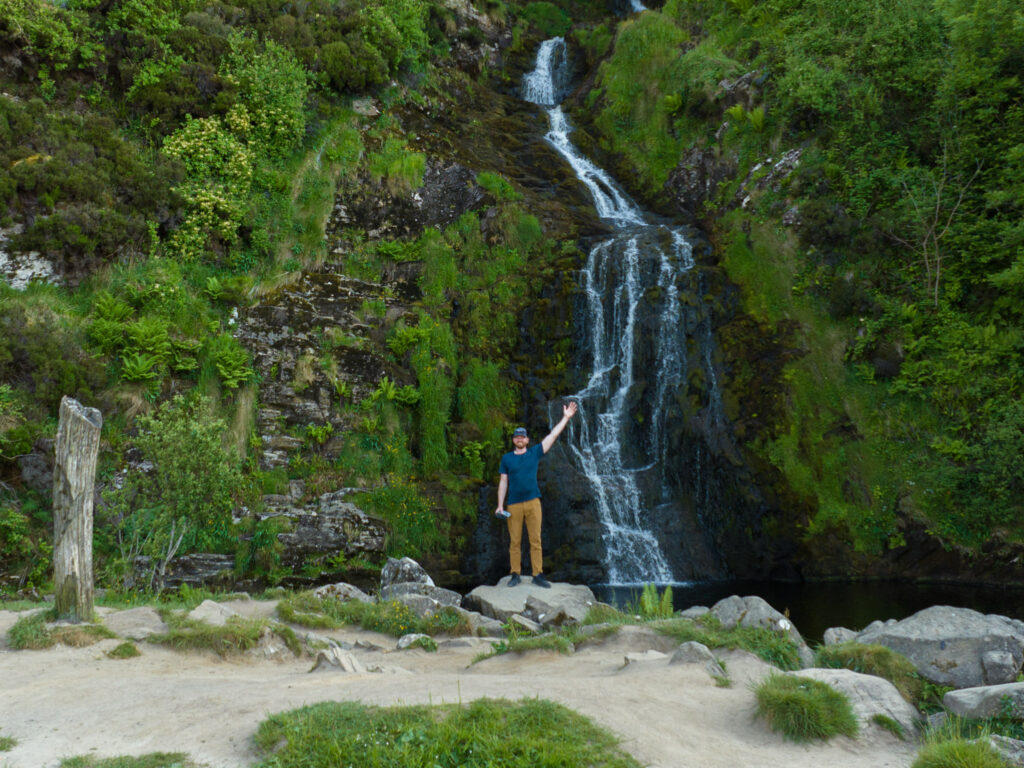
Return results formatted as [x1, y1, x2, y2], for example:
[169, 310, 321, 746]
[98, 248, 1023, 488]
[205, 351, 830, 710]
[793, 668, 921, 736]
[855, 605, 1024, 688]
[273, 494, 388, 570]
[944, 683, 1024, 719]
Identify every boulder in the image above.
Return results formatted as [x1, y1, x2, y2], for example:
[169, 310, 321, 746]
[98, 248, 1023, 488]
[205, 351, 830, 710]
[670, 641, 727, 678]
[103, 607, 168, 641]
[248, 626, 292, 660]
[277, 500, 387, 569]
[793, 668, 921, 736]
[855, 605, 1024, 688]
[709, 595, 812, 666]
[823, 627, 858, 646]
[465, 579, 597, 623]
[522, 595, 582, 628]
[943, 683, 1024, 719]
[187, 599, 241, 627]
[313, 582, 373, 604]
[678, 606, 710, 620]
[380, 581, 461, 608]
[396, 633, 432, 650]
[310, 647, 365, 673]
[990, 735, 1024, 767]
[382, 557, 434, 588]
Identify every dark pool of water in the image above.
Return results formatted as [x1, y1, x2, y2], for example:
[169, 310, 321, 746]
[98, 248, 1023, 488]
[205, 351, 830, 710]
[590, 580, 1024, 644]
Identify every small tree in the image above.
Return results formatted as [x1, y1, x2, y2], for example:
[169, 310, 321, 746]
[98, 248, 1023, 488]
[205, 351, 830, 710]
[105, 394, 242, 592]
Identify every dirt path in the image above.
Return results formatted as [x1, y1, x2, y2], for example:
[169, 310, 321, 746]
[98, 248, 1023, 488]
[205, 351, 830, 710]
[0, 604, 918, 768]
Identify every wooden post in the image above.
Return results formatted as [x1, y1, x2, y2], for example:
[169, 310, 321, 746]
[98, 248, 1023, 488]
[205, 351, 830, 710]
[52, 396, 103, 622]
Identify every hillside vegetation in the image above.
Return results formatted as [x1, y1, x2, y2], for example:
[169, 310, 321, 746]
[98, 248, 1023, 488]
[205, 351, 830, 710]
[577, 0, 1024, 558]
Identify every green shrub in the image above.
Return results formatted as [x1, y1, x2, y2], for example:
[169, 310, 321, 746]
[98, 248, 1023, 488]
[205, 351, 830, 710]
[522, 2, 571, 36]
[0, 731, 15, 750]
[106, 641, 142, 659]
[911, 738, 1006, 768]
[754, 673, 859, 742]
[815, 641, 924, 704]
[7, 611, 51, 649]
[320, 36, 389, 92]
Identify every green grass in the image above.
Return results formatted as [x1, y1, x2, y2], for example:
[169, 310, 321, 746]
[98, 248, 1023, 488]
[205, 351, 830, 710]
[253, 698, 644, 768]
[60, 754, 201, 768]
[7, 611, 116, 650]
[753, 673, 859, 742]
[147, 615, 300, 657]
[651, 615, 804, 671]
[871, 713, 906, 739]
[106, 641, 142, 659]
[815, 641, 924, 704]
[912, 737, 1006, 768]
[277, 592, 472, 638]
[0, 731, 16, 750]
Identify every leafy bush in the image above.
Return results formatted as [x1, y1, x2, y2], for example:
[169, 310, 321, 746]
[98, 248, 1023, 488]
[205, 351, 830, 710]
[754, 673, 859, 742]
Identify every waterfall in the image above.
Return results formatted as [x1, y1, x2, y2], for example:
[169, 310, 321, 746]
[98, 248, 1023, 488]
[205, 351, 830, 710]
[523, 39, 716, 585]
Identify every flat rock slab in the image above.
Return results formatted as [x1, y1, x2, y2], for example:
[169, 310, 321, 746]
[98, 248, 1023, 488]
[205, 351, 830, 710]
[465, 579, 597, 623]
[944, 682, 1024, 719]
[102, 607, 168, 640]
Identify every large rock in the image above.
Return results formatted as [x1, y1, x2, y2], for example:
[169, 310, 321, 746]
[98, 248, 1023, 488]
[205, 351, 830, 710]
[380, 581, 460, 606]
[823, 626, 858, 646]
[103, 607, 168, 640]
[944, 683, 1024, 719]
[709, 595, 812, 666]
[793, 668, 921, 736]
[382, 557, 434, 587]
[313, 582, 373, 604]
[855, 605, 1024, 688]
[187, 600, 241, 627]
[277, 497, 387, 569]
[464, 579, 598, 623]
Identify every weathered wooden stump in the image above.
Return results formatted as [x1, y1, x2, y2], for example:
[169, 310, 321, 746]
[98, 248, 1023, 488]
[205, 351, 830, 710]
[52, 396, 103, 622]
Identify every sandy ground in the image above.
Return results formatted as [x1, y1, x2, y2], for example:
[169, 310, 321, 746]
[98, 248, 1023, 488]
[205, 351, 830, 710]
[0, 601, 918, 768]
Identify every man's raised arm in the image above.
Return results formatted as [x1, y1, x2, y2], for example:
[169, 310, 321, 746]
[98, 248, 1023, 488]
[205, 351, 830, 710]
[541, 401, 578, 454]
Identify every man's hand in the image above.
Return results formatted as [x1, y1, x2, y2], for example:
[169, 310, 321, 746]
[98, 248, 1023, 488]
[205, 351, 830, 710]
[495, 508, 510, 519]
[563, 401, 578, 420]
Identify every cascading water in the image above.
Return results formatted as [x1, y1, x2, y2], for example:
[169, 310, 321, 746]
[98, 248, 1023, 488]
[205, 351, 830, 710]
[523, 39, 720, 585]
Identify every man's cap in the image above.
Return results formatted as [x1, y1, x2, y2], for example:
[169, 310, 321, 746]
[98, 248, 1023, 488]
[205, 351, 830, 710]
[513, 427, 528, 437]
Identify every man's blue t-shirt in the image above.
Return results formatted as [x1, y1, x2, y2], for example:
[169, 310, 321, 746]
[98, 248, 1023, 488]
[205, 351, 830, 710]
[499, 444, 544, 504]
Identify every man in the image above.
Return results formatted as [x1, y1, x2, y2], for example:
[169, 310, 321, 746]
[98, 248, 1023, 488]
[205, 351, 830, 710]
[495, 400, 578, 588]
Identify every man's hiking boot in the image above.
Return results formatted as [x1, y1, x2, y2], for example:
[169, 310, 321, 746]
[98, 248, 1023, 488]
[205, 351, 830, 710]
[507, 573, 521, 587]
[532, 573, 551, 588]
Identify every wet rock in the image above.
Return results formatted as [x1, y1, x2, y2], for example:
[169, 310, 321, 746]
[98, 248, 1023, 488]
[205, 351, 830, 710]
[665, 146, 736, 215]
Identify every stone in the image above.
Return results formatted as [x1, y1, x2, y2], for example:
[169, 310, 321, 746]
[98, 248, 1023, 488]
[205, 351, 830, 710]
[391, 593, 444, 619]
[397, 633, 432, 650]
[248, 626, 291, 660]
[102, 607, 168, 641]
[983, 650, 1020, 685]
[943, 683, 1024, 719]
[624, 650, 668, 666]
[792, 668, 921, 736]
[670, 641, 727, 679]
[187, 599, 241, 627]
[678, 606, 710, 620]
[855, 605, 1024, 688]
[381, 557, 434, 588]
[464, 580, 597, 623]
[310, 648, 366, 673]
[823, 626, 858, 646]
[709, 595, 811, 666]
[380, 581, 461, 608]
[990, 735, 1024, 767]
[509, 614, 541, 635]
[313, 582, 373, 604]
[277, 502, 387, 569]
[304, 631, 344, 650]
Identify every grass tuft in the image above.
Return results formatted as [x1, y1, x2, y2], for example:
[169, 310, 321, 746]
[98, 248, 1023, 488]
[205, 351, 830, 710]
[815, 641, 924, 704]
[871, 713, 906, 739]
[60, 753, 201, 768]
[253, 698, 643, 767]
[107, 641, 142, 659]
[754, 673, 859, 742]
[652, 616, 803, 670]
[0, 731, 16, 751]
[911, 738, 1006, 768]
[7, 611, 114, 650]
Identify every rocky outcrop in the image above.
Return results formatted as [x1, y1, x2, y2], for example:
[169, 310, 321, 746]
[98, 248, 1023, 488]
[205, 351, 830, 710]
[944, 683, 1024, 719]
[464, 578, 599, 624]
[855, 605, 1024, 688]
[102, 606, 168, 640]
[272, 492, 388, 570]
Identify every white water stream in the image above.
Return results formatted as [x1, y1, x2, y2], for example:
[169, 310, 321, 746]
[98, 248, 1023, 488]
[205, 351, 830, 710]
[523, 38, 705, 584]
